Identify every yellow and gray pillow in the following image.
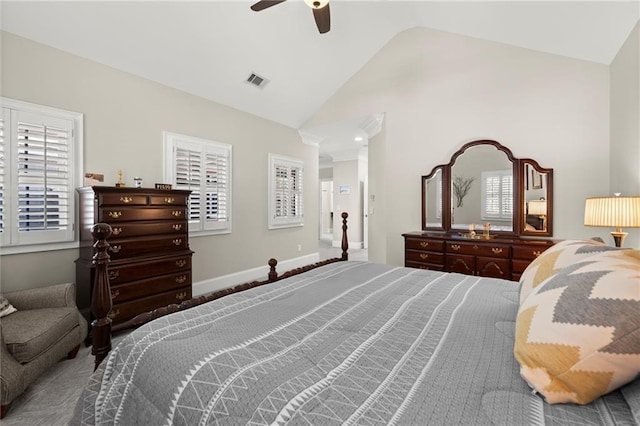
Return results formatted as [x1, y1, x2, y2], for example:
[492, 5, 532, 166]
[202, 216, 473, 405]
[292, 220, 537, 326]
[518, 239, 621, 304]
[515, 248, 640, 404]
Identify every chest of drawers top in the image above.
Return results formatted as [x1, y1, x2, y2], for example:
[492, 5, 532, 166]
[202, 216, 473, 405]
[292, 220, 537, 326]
[79, 186, 191, 207]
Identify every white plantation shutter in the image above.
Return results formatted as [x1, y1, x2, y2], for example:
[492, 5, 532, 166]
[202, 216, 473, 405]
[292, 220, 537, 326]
[501, 174, 513, 217]
[204, 148, 229, 227]
[0, 100, 80, 249]
[0, 109, 7, 246]
[482, 170, 513, 220]
[175, 146, 202, 223]
[484, 175, 501, 216]
[269, 154, 304, 229]
[164, 132, 232, 234]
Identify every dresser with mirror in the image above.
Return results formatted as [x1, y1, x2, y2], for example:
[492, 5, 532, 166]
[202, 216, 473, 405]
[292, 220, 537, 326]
[404, 139, 556, 281]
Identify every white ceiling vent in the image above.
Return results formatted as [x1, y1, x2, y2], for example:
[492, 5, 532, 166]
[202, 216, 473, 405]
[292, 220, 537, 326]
[246, 72, 268, 89]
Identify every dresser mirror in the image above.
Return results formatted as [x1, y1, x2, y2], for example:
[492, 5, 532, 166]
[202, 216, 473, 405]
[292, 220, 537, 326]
[422, 166, 444, 229]
[521, 160, 553, 235]
[450, 143, 514, 232]
[421, 140, 553, 237]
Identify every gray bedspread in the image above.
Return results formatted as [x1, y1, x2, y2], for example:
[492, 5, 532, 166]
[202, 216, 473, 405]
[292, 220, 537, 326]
[72, 261, 637, 425]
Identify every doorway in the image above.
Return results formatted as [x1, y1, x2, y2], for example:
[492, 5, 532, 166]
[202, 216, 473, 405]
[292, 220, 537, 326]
[319, 179, 333, 241]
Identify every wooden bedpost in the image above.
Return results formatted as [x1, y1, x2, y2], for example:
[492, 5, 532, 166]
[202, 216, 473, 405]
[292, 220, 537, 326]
[341, 212, 349, 261]
[268, 258, 278, 282]
[90, 223, 113, 371]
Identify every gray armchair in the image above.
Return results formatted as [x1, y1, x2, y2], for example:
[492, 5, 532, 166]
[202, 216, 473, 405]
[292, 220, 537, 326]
[0, 282, 87, 418]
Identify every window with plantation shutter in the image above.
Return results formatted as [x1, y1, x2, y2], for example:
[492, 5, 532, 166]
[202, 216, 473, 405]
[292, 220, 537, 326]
[0, 98, 82, 251]
[164, 132, 231, 235]
[481, 170, 513, 221]
[268, 153, 304, 229]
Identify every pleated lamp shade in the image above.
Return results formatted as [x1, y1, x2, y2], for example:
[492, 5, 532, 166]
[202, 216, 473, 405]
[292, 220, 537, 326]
[584, 196, 640, 247]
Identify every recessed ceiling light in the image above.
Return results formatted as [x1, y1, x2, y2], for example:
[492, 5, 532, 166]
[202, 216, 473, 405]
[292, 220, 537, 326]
[354, 136, 363, 142]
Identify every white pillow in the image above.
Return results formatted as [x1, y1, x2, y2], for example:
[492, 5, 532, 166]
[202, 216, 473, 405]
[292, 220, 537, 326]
[0, 295, 17, 317]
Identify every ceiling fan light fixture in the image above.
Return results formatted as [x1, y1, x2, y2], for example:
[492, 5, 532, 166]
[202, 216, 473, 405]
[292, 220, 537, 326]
[304, 0, 329, 9]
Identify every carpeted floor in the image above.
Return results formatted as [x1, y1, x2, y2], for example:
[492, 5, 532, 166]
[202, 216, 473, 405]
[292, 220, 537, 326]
[1, 243, 367, 425]
[0, 332, 130, 426]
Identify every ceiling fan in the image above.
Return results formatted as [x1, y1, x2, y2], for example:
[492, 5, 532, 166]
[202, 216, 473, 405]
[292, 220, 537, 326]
[250, 0, 331, 34]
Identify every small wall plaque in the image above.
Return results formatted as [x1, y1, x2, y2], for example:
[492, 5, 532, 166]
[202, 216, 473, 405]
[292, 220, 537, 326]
[155, 183, 172, 190]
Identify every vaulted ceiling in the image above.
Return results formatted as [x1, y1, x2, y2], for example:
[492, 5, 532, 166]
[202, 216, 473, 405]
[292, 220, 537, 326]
[1, 1, 638, 160]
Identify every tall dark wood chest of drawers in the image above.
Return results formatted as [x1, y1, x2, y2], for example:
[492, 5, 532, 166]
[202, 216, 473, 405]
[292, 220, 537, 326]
[75, 186, 193, 331]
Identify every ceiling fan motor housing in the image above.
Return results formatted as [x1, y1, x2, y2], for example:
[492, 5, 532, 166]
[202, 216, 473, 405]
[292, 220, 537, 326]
[304, 0, 329, 9]
[252, 0, 331, 34]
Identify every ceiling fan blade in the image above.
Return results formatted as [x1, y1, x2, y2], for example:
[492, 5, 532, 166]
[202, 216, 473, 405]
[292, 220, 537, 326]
[250, 0, 287, 12]
[312, 3, 330, 34]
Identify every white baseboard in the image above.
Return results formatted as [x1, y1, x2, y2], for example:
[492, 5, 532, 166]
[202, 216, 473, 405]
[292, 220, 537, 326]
[192, 252, 320, 297]
[332, 240, 363, 249]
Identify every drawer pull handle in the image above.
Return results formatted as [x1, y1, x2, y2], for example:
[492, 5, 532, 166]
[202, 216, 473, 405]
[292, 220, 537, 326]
[176, 292, 187, 300]
[108, 211, 122, 218]
[164, 197, 175, 204]
[107, 309, 120, 320]
[419, 241, 429, 248]
[109, 245, 122, 253]
[419, 253, 429, 259]
[172, 239, 182, 246]
[172, 211, 183, 217]
[176, 259, 187, 268]
[172, 224, 182, 231]
[473, 245, 479, 250]
[533, 250, 542, 257]
[175, 275, 187, 284]
[110, 290, 120, 300]
[451, 244, 460, 251]
[108, 270, 120, 280]
[492, 248, 503, 254]
[111, 227, 122, 236]
[120, 197, 133, 203]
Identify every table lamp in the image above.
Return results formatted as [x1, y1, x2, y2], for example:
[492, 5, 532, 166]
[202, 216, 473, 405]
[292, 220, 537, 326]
[527, 199, 547, 230]
[584, 194, 640, 247]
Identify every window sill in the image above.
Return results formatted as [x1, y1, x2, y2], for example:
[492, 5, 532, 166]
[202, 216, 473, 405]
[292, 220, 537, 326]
[189, 229, 232, 238]
[268, 222, 304, 230]
[0, 241, 79, 256]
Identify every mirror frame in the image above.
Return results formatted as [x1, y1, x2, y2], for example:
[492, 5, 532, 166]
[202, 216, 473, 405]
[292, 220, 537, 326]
[421, 139, 553, 237]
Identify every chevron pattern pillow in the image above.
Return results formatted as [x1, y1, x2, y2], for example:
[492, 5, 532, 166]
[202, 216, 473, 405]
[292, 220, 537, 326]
[514, 249, 640, 404]
[519, 239, 622, 304]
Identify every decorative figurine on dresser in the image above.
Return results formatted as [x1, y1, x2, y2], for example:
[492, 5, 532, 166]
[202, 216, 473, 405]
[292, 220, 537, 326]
[403, 140, 556, 281]
[75, 186, 193, 334]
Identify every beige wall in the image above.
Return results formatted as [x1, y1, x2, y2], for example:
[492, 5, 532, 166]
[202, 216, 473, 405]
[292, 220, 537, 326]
[0, 31, 319, 292]
[610, 22, 640, 248]
[305, 27, 612, 265]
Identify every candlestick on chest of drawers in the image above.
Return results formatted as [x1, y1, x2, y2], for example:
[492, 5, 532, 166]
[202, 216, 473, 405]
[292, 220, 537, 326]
[75, 186, 193, 333]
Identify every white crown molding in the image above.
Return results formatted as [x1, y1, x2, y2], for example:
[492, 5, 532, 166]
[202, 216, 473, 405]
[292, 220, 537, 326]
[298, 129, 324, 147]
[331, 148, 363, 162]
